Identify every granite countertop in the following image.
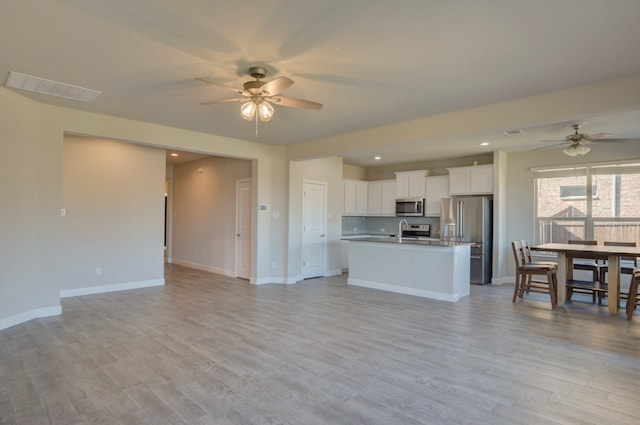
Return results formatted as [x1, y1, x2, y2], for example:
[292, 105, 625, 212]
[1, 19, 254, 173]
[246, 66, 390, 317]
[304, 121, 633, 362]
[344, 237, 472, 247]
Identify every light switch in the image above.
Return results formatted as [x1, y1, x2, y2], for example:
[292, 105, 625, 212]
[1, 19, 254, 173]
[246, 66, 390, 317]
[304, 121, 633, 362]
[60, 209, 66, 216]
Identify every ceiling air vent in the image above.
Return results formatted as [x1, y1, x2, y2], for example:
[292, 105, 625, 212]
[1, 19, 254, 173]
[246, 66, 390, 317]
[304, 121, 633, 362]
[504, 129, 525, 136]
[5, 71, 101, 103]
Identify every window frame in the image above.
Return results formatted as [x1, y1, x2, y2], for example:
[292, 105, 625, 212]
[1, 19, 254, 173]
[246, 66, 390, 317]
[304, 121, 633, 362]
[532, 160, 640, 245]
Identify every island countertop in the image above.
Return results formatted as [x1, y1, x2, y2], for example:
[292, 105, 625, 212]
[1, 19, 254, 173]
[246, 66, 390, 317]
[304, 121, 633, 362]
[344, 237, 474, 247]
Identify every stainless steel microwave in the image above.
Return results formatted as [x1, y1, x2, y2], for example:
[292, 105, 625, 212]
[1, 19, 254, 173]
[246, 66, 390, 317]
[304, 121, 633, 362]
[395, 197, 425, 217]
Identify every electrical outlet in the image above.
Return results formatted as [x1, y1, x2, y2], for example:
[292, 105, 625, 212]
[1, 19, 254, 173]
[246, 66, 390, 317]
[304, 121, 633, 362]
[271, 261, 277, 269]
[380, 228, 385, 232]
[95, 267, 102, 276]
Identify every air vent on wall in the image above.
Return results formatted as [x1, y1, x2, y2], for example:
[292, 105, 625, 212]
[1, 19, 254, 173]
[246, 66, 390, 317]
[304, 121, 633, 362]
[5, 71, 101, 103]
[504, 129, 525, 136]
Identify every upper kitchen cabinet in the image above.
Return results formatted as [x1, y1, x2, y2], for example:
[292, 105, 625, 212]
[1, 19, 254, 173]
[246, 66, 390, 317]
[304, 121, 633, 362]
[425, 175, 449, 216]
[447, 164, 493, 195]
[343, 179, 368, 215]
[395, 170, 427, 198]
[367, 180, 396, 216]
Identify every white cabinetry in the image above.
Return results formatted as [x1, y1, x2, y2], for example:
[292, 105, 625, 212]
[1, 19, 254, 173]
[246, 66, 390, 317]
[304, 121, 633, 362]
[447, 165, 493, 195]
[367, 180, 396, 216]
[395, 170, 427, 198]
[425, 175, 449, 216]
[343, 180, 368, 215]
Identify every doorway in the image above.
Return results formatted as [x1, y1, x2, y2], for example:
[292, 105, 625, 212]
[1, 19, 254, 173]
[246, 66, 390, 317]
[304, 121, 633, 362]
[302, 180, 327, 279]
[236, 178, 252, 279]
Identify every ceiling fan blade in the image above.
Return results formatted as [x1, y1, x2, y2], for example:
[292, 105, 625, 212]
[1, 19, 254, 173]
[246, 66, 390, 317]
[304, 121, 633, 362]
[196, 78, 244, 95]
[540, 139, 566, 143]
[201, 97, 246, 105]
[260, 77, 294, 96]
[532, 143, 567, 151]
[270, 96, 323, 110]
[586, 132, 611, 140]
[589, 138, 630, 143]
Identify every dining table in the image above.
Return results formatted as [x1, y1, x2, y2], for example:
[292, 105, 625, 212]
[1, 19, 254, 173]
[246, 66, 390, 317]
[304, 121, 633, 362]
[532, 243, 640, 314]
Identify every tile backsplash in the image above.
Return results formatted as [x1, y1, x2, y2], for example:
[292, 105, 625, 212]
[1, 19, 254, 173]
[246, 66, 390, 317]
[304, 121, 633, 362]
[342, 216, 441, 237]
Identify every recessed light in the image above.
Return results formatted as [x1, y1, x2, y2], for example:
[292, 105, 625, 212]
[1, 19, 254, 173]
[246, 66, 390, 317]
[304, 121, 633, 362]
[170, 153, 179, 157]
[480, 142, 490, 146]
[374, 156, 382, 160]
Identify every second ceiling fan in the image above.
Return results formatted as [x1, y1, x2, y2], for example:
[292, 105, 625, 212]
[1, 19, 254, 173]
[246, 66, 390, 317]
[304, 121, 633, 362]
[540, 123, 628, 156]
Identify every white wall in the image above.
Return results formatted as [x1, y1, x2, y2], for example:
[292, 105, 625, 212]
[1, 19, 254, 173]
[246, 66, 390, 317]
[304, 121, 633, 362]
[0, 86, 290, 328]
[171, 156, 251, 275]
[0, 88, 62, 328]
[60, 136, 166, 293]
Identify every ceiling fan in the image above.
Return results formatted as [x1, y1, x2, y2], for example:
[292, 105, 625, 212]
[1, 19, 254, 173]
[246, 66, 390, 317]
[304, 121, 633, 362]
[540, 122, 628, 156]
[197, 67, 322, 136]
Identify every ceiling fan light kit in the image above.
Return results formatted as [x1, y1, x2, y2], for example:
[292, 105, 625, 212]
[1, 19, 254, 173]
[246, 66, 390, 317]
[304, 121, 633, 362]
[563, 144, 590, 156]
[198, 66, 322, 136]
[538, 122, 628, 157]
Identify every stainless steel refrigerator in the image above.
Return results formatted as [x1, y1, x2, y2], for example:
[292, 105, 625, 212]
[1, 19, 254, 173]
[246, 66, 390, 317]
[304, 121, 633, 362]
[440, 196, 493, 284]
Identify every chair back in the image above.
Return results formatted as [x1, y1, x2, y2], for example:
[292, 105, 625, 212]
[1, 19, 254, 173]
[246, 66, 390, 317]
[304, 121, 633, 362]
[511, 240, 526, 268]
[604, 241, 638, 265]
[520, 240, 535, 263]
[568, 240, 597, 245]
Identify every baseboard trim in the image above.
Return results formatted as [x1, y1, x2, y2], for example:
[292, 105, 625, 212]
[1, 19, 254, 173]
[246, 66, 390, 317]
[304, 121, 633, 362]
[325, 268, 343, 277]
[60, 279, 165, 298]
[0, 305, 62, 331]
[171, 259, 235, 277]
[348, 278, 462, 302]
[491, 276, 514, 285]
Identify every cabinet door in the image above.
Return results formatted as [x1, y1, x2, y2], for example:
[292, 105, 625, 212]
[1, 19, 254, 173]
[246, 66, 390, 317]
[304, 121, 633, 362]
[408, 173, 426, 198]
[367, 181, 383, 215]
[469, 165, 493, 194]
[355, 181, 368, 215]
[381, 180, 397, 215]
[343, 181, 357, 214]
[395, 173, 410, 198]
[425, 176, 449, 215]
[448, 168, 470, 195]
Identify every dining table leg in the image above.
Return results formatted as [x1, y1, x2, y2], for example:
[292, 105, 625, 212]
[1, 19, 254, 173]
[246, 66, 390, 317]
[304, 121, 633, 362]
[607, 255, 620, 315]
[556, 252, 567, 305]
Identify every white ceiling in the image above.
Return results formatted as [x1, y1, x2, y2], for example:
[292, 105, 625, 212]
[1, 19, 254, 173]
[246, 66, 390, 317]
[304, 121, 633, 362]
[3, 0, 640, 167]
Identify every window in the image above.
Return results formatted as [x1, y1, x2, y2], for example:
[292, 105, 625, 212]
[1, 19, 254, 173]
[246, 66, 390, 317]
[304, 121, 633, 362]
[533, 162, 640, 245]
[559, 184, 597, 199]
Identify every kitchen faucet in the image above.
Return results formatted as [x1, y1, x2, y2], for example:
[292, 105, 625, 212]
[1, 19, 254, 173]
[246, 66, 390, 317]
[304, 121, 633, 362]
[398, 219, 408, 243]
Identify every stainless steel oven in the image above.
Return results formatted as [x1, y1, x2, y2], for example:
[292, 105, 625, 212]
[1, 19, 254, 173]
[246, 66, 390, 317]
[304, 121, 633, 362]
[395, 197, 425, 217]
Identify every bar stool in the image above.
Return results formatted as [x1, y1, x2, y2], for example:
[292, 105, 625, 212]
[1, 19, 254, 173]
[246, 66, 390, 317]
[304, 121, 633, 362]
[512, 241, 558, 309]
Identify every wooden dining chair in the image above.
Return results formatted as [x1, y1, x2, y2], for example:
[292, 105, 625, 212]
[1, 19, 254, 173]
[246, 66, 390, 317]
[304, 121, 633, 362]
[511, 241, 558, 309]
[598, 241, 637, 285]
[625, 269, 640, 321]
[566, 240, 600, 303]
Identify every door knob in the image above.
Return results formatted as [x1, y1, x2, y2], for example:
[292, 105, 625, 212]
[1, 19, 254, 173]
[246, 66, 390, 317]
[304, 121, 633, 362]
[236, 233, 240, 237]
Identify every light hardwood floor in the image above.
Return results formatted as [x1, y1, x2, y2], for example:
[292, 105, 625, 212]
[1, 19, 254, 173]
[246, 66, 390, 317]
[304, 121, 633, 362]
[1, 264, 640, 424]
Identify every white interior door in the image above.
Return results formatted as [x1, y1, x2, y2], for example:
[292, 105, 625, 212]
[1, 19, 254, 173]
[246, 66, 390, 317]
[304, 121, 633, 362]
[302, 181, 327, 279]
[236, 179, 252, 280]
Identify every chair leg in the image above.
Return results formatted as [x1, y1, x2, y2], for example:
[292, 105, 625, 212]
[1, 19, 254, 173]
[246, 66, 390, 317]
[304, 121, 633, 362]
[627, 276, 638, 321]
[512, 273, 521, 303]
[549, 271, 557, 310]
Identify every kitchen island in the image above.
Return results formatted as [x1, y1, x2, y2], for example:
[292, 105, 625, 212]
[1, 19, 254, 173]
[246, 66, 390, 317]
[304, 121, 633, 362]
[347, 238, 471, 302]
